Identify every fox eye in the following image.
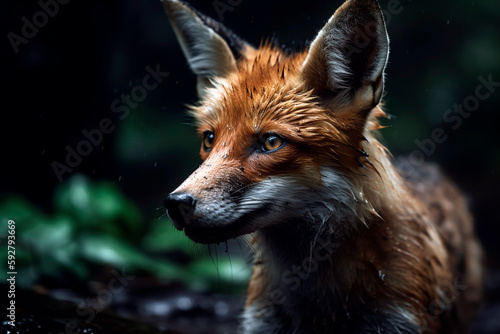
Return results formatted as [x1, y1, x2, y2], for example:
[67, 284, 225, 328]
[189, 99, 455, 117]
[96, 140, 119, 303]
[262, 133, 285, 152]
[203, 131, 214, 152]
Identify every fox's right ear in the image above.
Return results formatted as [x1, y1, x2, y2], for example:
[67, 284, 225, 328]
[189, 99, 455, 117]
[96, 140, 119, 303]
[162, 0, 255, 98]
[301, 0, 389, 112]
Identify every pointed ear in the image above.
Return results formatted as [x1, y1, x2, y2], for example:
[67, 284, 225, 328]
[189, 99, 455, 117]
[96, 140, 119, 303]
[301, 0, 389, 111]
[162, 0, 255, 97]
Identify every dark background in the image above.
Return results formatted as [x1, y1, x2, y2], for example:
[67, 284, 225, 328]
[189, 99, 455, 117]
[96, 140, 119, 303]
[1, 0, 500, 332]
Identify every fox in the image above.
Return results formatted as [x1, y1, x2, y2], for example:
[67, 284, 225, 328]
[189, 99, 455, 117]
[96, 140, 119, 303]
[161, 0, 484, 333]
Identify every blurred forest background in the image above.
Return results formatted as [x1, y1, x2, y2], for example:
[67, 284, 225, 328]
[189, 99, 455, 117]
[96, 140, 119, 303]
[1, 0, 500, 333]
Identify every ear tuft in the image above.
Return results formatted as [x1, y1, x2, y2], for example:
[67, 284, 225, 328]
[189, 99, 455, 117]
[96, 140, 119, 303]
[302, 0, 389, 109]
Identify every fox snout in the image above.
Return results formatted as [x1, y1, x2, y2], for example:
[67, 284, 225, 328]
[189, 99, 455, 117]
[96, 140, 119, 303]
[164, 186, 249, 244]
[163, 161, 255, 243]
[163, 157, 332, 244]
[164, 190, 227, 244]
[164, 192, 197, 230]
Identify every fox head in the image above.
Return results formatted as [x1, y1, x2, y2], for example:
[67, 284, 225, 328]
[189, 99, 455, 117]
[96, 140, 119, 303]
[163, 0, 390, 244]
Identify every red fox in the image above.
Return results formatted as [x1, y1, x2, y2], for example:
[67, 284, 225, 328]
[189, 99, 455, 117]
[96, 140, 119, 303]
[161, 0, 483, 332]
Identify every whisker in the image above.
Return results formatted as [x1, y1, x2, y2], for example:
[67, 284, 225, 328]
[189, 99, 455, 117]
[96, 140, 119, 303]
[237, 237, 258, 259]
[225, 241, 234, 293]
[230, 182, 257, 196]
[157, 212, 169, 220]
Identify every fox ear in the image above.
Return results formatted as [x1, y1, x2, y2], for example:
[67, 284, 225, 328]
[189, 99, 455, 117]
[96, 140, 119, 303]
[301, 0, 389, 111]
[162, 0, 254, 97]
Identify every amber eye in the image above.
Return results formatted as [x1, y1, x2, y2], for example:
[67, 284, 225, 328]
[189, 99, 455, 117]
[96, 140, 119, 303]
[203, 131, 214, 152]
[262, 134, 285, 152]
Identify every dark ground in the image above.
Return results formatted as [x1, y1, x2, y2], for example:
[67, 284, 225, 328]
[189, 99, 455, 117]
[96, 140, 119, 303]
[0, 269, 500, 334]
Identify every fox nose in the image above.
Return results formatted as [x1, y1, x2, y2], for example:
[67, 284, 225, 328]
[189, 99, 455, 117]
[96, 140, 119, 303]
[164, 192, 197, 228]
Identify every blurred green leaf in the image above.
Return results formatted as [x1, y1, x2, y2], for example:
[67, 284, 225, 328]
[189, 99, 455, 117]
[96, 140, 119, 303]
[20, 214, 88, 279]
[0, 196, 43, 226]
[142, 218, 193, 254]
[54, 174, 142, 239]
[92, 182, 142, 236]
[189, 255, 251, 291]
[79, 234, 198, 283]
[0, 198, 88, 283]
[80, 233, 151, 268]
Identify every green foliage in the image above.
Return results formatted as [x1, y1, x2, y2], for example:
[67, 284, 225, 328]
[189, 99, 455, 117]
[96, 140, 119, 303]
[143, 217, 250, 291]
[0, 175, 250, 293]
[54, 175, 143, 240]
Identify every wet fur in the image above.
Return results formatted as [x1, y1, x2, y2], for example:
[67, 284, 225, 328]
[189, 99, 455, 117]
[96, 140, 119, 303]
[162, 0, 483, 332]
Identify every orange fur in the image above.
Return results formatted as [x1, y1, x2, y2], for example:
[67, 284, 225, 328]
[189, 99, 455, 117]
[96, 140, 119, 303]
[180, 44, 483, 332]
[162, 1, 483, 332]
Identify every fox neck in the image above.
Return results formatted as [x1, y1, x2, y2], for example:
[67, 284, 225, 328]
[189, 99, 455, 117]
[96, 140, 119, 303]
[244, 215, 382, 332]
[258, 217, 344, 271]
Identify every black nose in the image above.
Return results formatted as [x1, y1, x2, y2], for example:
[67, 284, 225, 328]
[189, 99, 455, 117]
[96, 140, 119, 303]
[164, 192, 197, 227]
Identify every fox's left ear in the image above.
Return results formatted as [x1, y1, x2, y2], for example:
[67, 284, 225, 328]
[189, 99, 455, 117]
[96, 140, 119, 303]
[301, 0, 389, 111]
[162, 0, 255, 98]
